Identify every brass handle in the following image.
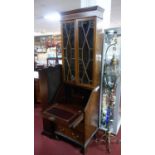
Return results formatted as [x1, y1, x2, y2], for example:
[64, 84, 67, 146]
[49, 116, 55, 121]
[72, 132, 75, 136]
[76, 135, 79, 138]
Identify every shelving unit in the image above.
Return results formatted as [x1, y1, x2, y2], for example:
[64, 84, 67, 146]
[34, 35, 60, 51]
[34, 35, 62, 68]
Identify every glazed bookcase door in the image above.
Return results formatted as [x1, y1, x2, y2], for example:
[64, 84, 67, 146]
[62, 21, 75, 82]
[78, 19, 95, 86]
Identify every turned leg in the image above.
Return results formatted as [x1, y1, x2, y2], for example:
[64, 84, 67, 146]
[80, 147, 87, 155]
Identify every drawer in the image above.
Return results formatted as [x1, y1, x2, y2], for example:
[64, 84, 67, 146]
[56, 125, 84, 144]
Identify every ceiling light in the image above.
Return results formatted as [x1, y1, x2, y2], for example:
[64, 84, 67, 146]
[44, 12, 61, 21]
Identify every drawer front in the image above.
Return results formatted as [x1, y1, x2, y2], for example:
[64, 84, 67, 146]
[56, 125, 84, 144]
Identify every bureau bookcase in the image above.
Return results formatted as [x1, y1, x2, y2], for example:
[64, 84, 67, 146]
[41, 6, 104, 154]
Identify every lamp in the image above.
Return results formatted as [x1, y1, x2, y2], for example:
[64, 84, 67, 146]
[44, 12, 61, 22]
[99, 28, 121, 152]
[102, 30, 120, 128]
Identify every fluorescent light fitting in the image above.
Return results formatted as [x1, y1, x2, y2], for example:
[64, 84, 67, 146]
[44, 12, 61, 21]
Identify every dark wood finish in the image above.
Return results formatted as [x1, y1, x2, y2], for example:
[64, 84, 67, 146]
[41, 6, 104, 154]
[34, 78, 41, 104]
[94, 18, 103, 86]
[61, 6, 104, 21]
[42, 84, 100, 151]
[42, 118, 56, 138]
[84, 86, 100, 143]
[61, 7, 103, 89]
[39, 65, 62, 111]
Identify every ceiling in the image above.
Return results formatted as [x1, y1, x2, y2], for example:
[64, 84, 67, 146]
[34, 0, 120, 35]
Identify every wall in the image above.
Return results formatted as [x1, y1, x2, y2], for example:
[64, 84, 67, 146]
[80, 0, 121, 28]
[110, 0, 121, 27]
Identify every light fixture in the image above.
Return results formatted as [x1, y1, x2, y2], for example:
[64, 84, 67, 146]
[99, 28, 121, 152]
[44, 12, 61, 21]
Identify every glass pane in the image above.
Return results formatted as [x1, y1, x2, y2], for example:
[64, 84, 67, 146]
[78, 20, 94, 84]
[62, 22, 75, 81]
[79, 25, 84, 48]
[100, 27, 121, 135]
[63, 24, 67, 47]
[87, 27, 94, 48]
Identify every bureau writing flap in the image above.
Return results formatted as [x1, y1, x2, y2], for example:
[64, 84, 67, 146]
[69, 113, 84, 128]
[42, 103, 83, 127]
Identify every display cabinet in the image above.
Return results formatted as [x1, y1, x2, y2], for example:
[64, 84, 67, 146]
[47, 44, 62, 67]
[61, 6, 103, 89]
[34, 35, 61, 52]
[34, 35, 62, 69]
[99, 27, 121, 135]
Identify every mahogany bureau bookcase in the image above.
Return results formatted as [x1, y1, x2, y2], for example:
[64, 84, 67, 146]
[41, 6, 104, 154]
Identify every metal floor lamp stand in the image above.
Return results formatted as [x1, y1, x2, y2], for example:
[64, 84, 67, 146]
[95, 129, 121, 153]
